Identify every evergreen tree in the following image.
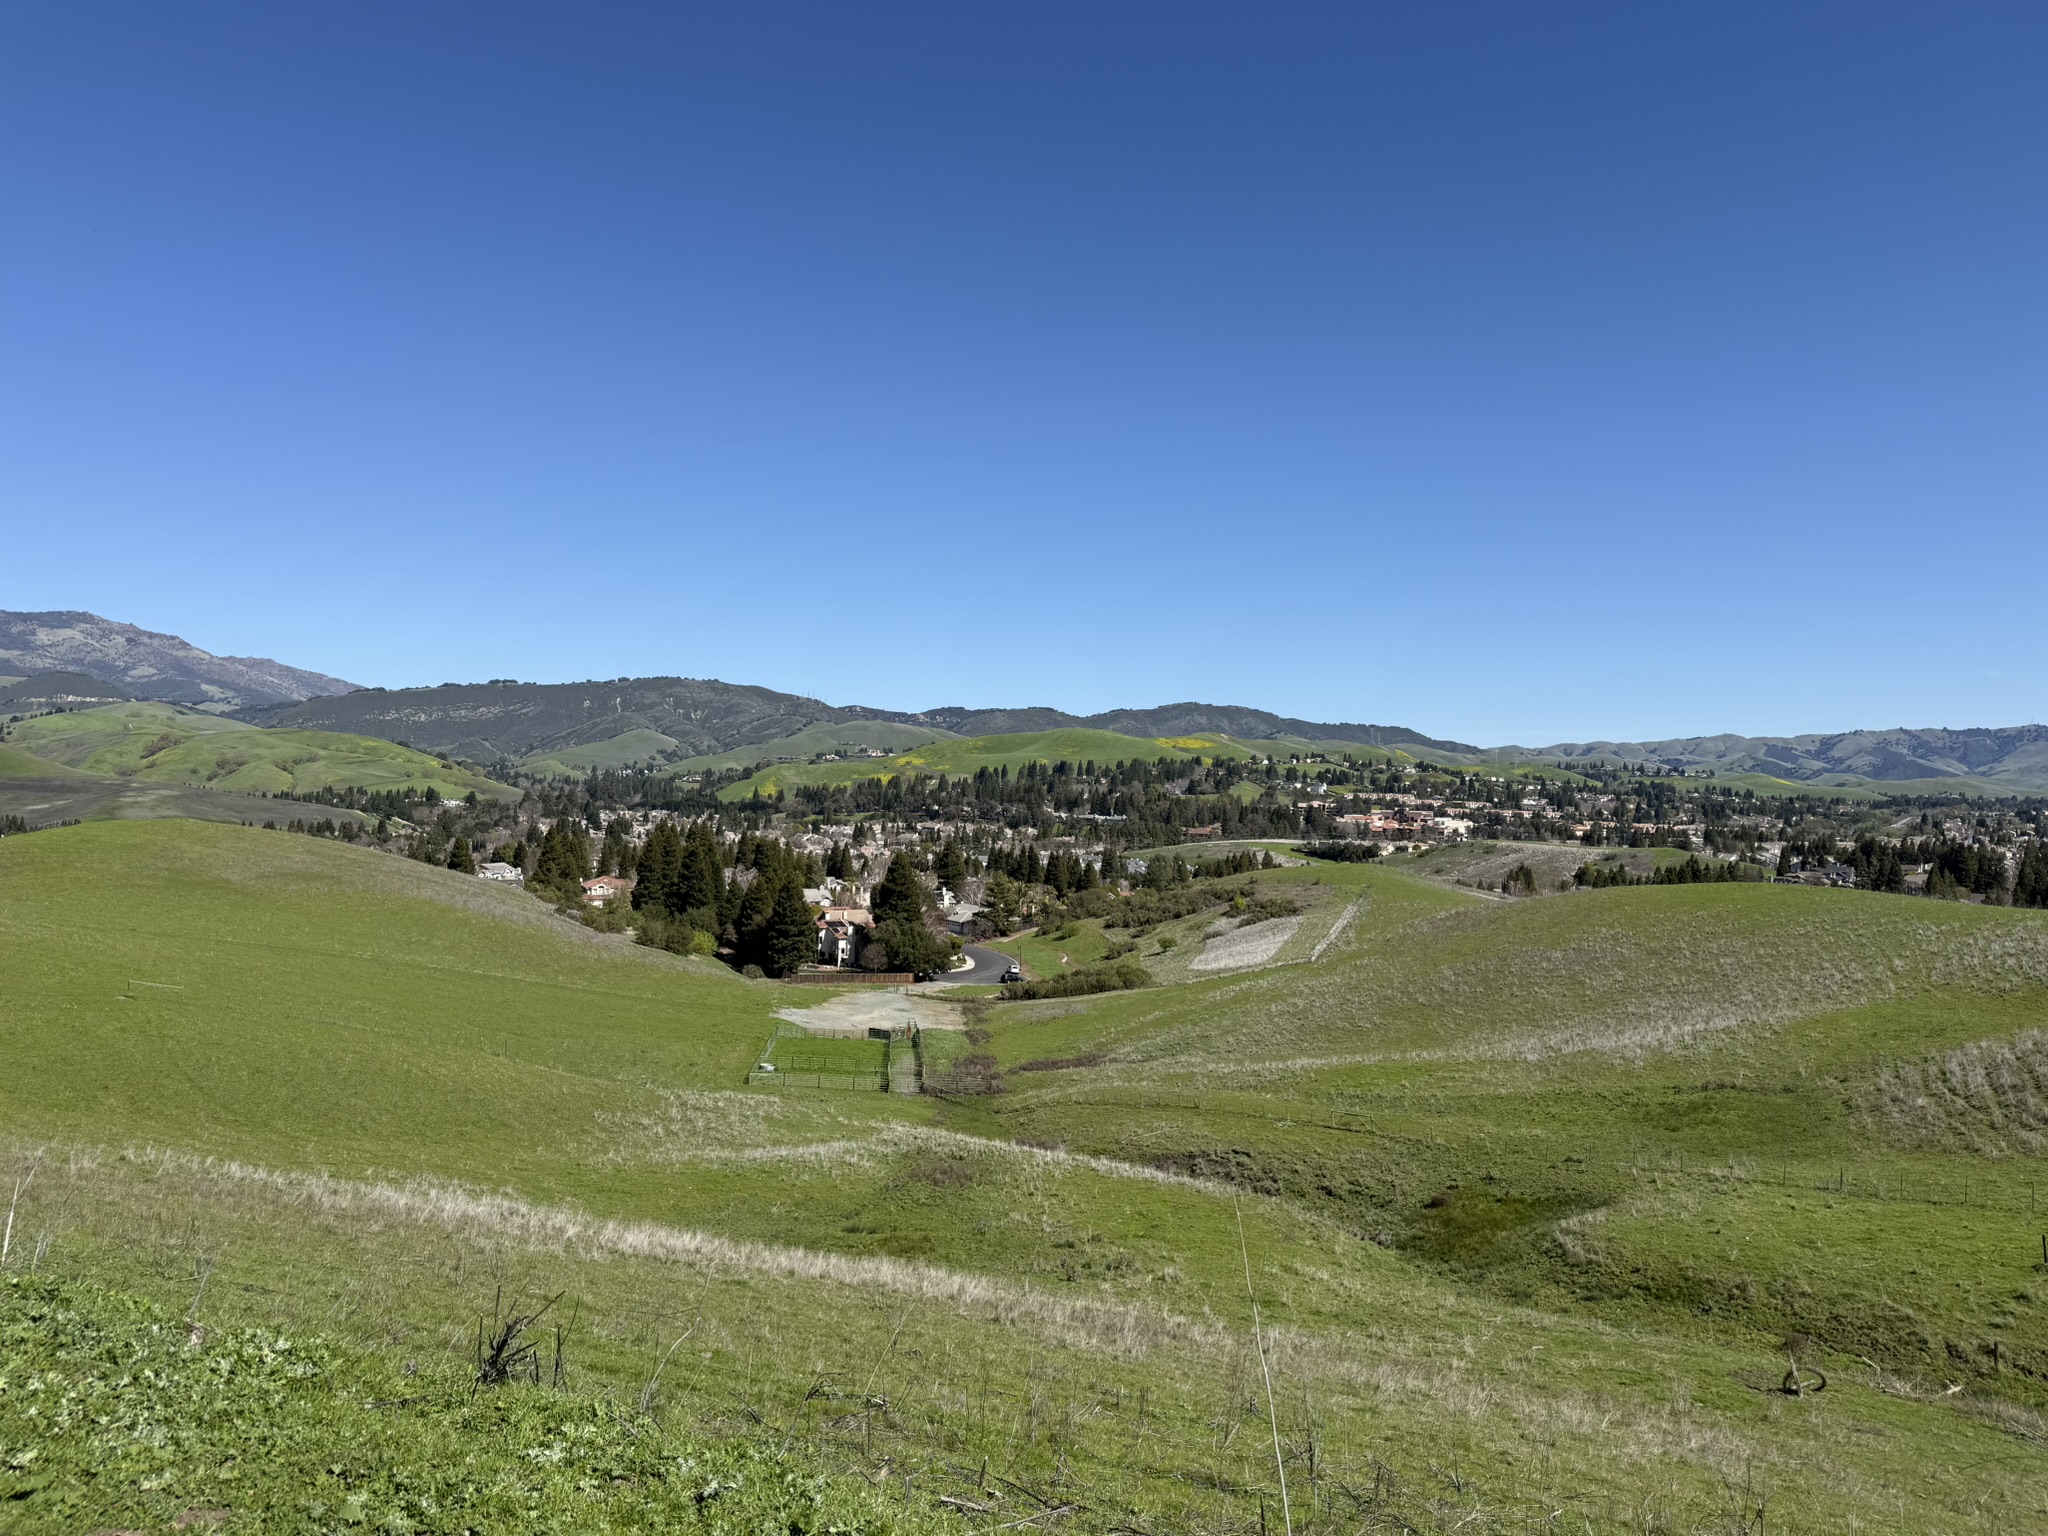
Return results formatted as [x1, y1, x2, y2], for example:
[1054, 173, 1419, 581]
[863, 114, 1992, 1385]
[446, 836, 475, 875]
[760, 872, 819, 978]
[532, 819, 591, 894]
[677, 823, 724, 916]
[932, 838, 968, 894]
[872, 851, 929, 927]
[871, 916, 951, 979]
[633, 821, 683, 911]
[733, 871, 777, 963]
[2015, 843, 2048, 910]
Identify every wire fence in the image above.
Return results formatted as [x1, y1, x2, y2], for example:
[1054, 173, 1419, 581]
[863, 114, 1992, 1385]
[745, 1022, 923, 1094]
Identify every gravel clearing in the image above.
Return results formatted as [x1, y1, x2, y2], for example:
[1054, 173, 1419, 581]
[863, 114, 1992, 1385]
[1189, 915, 1301, 972]
[775, 990, 964, 1035]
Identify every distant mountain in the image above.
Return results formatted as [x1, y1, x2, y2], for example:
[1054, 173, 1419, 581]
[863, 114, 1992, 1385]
[256, 676, 886, 763]
[0, 610, 356, 714]
[1498, 726, 2048, 787]
[260, 677, 1471, 765]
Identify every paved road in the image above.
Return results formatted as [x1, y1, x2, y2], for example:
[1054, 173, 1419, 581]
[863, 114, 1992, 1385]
[934, 943, 1017, 986]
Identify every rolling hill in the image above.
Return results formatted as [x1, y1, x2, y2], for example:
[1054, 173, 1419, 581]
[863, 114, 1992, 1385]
[5, 820, 2046, 1529]
[719, 727, 1280, 800]
[0, 609, 356, 713]
[1488, 724, 2048, 789]
[257, 677, 1466, 773]
[0, 700, 512, 808]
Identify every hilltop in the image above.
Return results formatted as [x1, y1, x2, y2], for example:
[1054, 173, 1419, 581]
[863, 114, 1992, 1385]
[0, 609, 356, 713]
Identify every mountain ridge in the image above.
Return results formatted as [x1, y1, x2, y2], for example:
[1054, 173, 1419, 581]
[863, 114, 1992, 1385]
[0, 610, 356, 713]
[14, 610, 2048, 789]
[1497, 725, 2048, 786]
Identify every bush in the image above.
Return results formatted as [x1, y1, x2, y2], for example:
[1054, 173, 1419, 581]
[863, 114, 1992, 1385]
[1000, 958, 1155, 1002]
[633, 911, 718, 956]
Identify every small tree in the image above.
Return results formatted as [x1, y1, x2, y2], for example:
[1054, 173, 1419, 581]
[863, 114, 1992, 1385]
[446, 836, 475, 875]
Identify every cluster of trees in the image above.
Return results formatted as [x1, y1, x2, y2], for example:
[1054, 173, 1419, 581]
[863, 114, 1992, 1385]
[1575, 855, 1768, 888]
[999, 957, 1154, 1002]
[626, 822, 823, 974]
[860, 852, 956, 979]
[779, 756, 1315, 851]
[1907, 837, 2010, 901]
[1302, 841, 1382, 863]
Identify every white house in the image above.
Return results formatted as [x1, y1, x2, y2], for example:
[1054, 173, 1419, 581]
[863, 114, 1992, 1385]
[816, 906, 874, 967]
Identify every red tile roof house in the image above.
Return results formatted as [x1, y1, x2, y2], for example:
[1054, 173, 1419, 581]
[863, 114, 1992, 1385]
[581, 875, 634, 904]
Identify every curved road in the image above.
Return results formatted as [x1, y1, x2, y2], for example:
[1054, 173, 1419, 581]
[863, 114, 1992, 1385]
[933, 943, 1017, 986]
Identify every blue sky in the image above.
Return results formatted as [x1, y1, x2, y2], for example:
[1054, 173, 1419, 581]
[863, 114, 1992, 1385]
[3, 2, 2042, 745]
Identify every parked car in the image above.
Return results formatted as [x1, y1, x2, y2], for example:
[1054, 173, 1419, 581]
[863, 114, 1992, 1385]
[1000, 964, 1022, 984]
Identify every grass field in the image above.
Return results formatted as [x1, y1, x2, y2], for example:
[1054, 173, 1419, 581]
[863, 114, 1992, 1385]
[3, 701, 511, 799]
[5, 820, 2048, 1532]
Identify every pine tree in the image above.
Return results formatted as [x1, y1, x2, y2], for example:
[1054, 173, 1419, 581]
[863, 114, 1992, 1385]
[633, 821, 682, 911]
[532, 820, 591, 893]
[2015, 843, 2048, 909]
[446, 836, 475, 875]
[872, 850, 929, 927]
[734, 871, 777, 965]
[760, 873, 819, 978]
[677, 823, 723, 916]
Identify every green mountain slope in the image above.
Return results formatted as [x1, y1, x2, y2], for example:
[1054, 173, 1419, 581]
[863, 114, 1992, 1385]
[4, 822, 2047, 1530]
[526, 718, 957, 777]
[2, 701, 512, 800]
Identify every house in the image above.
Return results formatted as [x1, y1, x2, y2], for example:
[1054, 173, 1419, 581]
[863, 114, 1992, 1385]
[943, 901, 985, 936]
[816, 907, 874, 967]
[582, 875, 633, 904]
[477, 862, 523, 884]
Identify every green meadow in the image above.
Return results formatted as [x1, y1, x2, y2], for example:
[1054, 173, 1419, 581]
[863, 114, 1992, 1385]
[3, 821, 2047, 1532]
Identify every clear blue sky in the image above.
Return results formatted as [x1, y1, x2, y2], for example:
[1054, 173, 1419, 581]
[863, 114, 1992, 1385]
[3, 3, 2042, 745]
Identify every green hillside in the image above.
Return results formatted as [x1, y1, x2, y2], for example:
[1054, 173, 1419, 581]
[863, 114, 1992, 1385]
[723, 728, 1593, 801]
[666, 719, 960, 774]
[522, 718, 959, 776]
[723, 726, 1264, 799]
[2, 701, 511, 800]
[4, 821, 2047, 1530]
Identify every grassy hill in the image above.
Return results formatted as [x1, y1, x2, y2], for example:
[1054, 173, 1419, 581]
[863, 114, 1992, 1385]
[3, 821, 2047, 1531]
[1, 701, 511, 800]
[522, 718, 958, 777]
[723, 730, 1597, 801]
[722, 727, 1268, 799]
